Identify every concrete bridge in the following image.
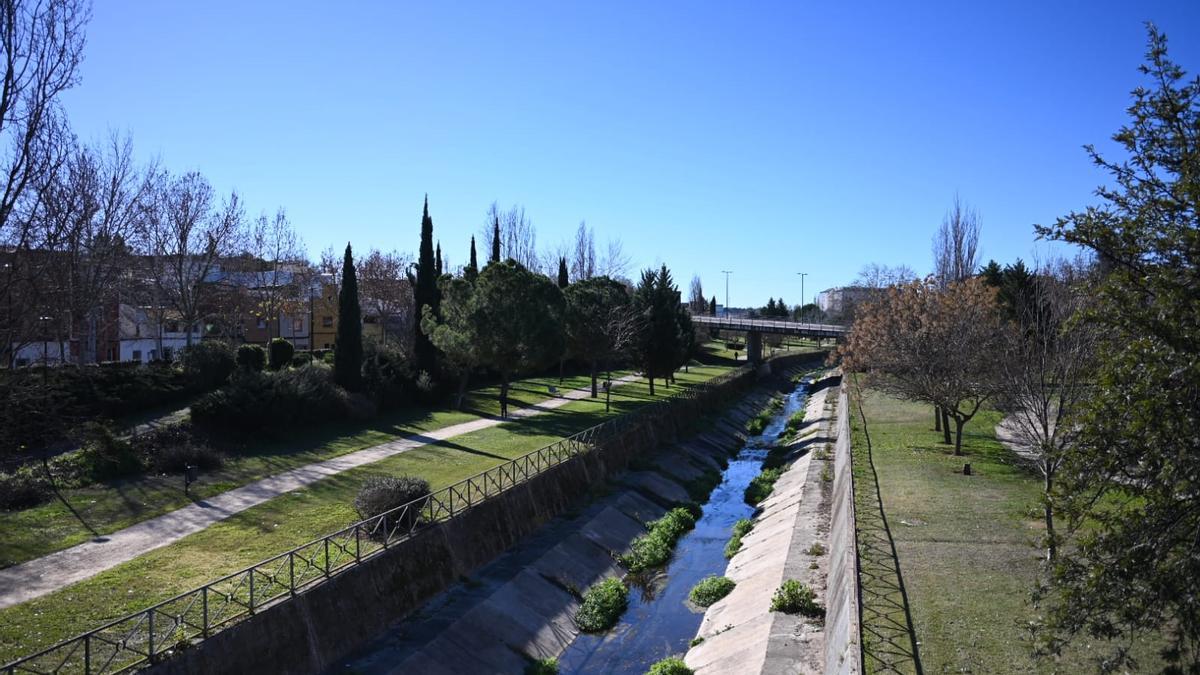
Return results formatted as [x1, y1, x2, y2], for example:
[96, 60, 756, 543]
[691, 315, 847, 363]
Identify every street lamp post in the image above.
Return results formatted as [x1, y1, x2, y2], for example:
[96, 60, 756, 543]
[721, 270, 732, 317]
[797, 272, 807, 323]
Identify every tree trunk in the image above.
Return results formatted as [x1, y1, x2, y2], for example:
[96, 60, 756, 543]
[605, 363, 613, 413]
[648, 374, 655, 396]
[454, 370, 469, 410]
[558, 357, 564, 384]
[1044, 469, 1057, 561]
[590, 359, 598, 398]
[941, 409, 952, 445]
[953, 416, 965, 456]
[499, 375, 509, 419]
[934, 406, 942, 431]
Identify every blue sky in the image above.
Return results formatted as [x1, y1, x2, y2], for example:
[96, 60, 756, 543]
[62, 1, 1200, 309]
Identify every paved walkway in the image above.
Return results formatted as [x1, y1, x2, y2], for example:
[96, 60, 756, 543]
[0, 376, 640, 610]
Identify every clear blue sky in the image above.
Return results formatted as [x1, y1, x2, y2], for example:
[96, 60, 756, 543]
[61, 1, 1200, 309]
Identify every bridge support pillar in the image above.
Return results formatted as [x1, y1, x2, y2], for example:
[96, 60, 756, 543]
[747, 330, 763, 364]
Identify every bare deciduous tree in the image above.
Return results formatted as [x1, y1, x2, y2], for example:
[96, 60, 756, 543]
[570, 220, 595, 281]
[932, 194, 982, 288]
[996, 261, 1099, 560]
[245, 208, 303, 339]
[688, 275, 706, 313]
[855, 262, 917, 289]
[142, 171, 245, 348]
[598, 237, 631, 279]
[358, 248, 414, 350]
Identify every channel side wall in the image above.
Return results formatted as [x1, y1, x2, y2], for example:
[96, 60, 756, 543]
[147, 353, 823, 675]
[824, 385, 862, 675]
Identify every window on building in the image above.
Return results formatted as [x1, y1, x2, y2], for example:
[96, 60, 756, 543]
[321, 316, 333, 327]
[131, 350, 142, 362]
[363, 316, 378, 324]
[324, 343, 331, 349]
[293, 318, 304, 332]
[256, 317, 266, 329]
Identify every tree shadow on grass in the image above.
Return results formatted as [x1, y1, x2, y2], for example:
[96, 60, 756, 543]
[853, 394, 925, 675]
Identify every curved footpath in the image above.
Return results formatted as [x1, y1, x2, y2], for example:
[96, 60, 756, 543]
[0, 374, 641, 611]
[684, 374, 853, 675]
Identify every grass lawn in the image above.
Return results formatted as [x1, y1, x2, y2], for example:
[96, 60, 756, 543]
[0, 368, 643, 567]
[850, 383, 1163, 674]
[0, 346, 776, 663]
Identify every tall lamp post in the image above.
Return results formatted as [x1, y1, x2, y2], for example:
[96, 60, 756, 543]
[796, 272, 807, 323]
[721, 270, 733, 317]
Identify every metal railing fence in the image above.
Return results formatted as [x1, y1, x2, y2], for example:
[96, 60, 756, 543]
[2, 362, 759, 675]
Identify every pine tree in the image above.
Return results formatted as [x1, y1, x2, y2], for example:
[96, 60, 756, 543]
[465, 236, 479, 283]
[490, 214, 501, 263]
[334, 243, 363, 391]
[413, 195, 440, 377]
[557, 257, 569, 288]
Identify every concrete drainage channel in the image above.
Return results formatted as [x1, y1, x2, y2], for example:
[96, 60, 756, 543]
[332, 365, 846, 675]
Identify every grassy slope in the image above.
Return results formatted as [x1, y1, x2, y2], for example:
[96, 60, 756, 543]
[852, 385, 1162, 673]
[0, 347, 778, 663]
[0, 370, 625, 566]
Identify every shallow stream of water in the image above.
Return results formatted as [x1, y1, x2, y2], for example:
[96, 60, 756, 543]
[556, 380, 810, 674]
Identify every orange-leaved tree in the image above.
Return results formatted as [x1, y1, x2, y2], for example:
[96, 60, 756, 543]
[839, 277, 1004, 455]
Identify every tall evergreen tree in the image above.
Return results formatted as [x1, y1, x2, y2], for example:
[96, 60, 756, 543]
[490, 214, 501, 263]
[435, 241, 443, 276]
[557, 256, 569, 288]
[334, 243, 363, 391]
[632, 264, 684, 395]
[465, 236, 479, 283]
[710, 296, 717, 316]
[413, 195, 440, 377]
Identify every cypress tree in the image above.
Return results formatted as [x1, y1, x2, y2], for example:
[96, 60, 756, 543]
[436, 241, 443, 276]
[557, 256, 569, 288]
[709, 296, 717, 316]
[490, 214, 501, 263]
[334, 243, 363, 391]
[465, 236, 479, 283]
[414, 196, 440, 377]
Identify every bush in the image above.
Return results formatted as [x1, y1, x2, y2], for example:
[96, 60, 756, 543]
[290, 353, 312, 368]
[689, 575, 736, 607]
[524, 657, 558, 675]
[77, 423, 142, 481]
[646, 657, 693, 675]
[744, 467, 783, 505]
[236, 344, 266, 371]
[192, 365, 349, 433]
[770, 579, 823, 618]
[181, 341, 236, 390]
[575, 577, 628, 632]
[362, 340, 412, 407]
[620, 507, 697, 573]
[354, 475, 430, 535]
[268, 338, 295, 371]
[0, 466, 52, 510]
[746, 412, 770, 435]
[724, 518, 754, 558]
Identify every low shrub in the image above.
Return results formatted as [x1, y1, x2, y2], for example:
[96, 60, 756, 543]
[181, 341, 236, 390]
[682, 469, 721, 502]
[362, 340, 413, 407]
[646, 657, 693, 675]
[724, 518, 754, 558]
[236, 344, 266, 372]
[524, 657, 558, 675]
[0, 466, 51, 510]
[620, 507, 697, 573]
[806, 542, 827, 556]
[77, 423, 142, 481]
[354, 475, 430, 534]
[783, 410, 806, 435]
[689, 575, 736, 607]
[268, 338, 295, 371]
[575, 577, 628, 632]
[290, 353, 312, 368]
[192, 365, 349, 433]
[770, 579, 823, 618]
[744, 467, 784, 505]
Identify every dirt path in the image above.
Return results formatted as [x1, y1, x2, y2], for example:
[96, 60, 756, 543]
[0, 375, 640, 610]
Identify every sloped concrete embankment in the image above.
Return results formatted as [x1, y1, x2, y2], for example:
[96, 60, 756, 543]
[333, 376, 805, 675]
[684, 373, 857, 675]
[146, 353, 823, 675]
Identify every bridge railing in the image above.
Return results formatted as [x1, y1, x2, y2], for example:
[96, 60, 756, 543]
[2, 364, 755, 675]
